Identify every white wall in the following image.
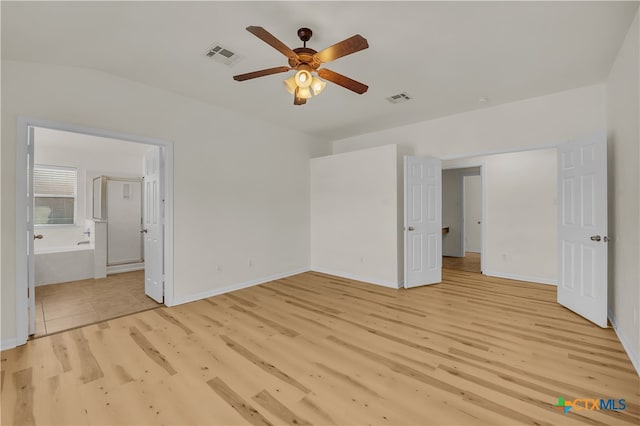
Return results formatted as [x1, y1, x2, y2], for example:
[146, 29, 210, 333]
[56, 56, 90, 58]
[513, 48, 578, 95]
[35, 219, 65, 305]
[333, 85, 605, 158]
[606, 10, 639, 373]
[330, 85, 604, 286]
[311, 145, 400, 287]
[464, 175, 482, 253]
[445, 149, 557, 284]
[1, 60, 327, 345]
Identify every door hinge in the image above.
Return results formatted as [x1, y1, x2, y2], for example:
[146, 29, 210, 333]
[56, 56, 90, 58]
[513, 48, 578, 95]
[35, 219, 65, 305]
[27, 287, 30, 298]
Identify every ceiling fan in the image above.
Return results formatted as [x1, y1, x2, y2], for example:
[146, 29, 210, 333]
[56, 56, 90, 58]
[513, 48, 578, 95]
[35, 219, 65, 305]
[233, 26, 369, 105]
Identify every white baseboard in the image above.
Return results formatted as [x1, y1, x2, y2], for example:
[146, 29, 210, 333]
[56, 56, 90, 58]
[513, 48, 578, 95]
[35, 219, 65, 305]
[171, 267, 310, 306]
[310, 266, 401, 289]
[107, 263, 144, 275]
[482, 270, 556, 286]
[464, 248, 481, 253]
[1, 338, 17, 351]
[608, 309, 640, 376]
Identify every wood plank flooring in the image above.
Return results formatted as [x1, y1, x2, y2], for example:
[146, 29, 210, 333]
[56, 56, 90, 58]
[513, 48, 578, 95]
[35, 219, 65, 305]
[443, 252, 481, 273]
[2, 270, 638, 425]
[34, 271, 161, 336]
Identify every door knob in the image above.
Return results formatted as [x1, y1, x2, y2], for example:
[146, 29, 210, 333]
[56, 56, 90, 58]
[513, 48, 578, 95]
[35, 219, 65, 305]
[33, 234, 43, 240]
[407, 226, 415, 231]
[590, 235, 601, 242]
[140, 229, 148, 234]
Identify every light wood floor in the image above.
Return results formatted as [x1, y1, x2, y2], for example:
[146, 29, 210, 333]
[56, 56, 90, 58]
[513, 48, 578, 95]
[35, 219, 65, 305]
[2, 270, 638, 425]
[443, 252, 481, 273]
[34, 271, 160, 337]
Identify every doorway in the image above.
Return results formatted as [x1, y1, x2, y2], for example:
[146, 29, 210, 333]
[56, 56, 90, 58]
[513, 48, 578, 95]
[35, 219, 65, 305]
[15, 117, 174, 344]
[442, 166, 483, 273]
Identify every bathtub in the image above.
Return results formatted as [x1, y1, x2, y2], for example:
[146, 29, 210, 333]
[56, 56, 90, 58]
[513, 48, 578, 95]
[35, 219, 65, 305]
[35, 244, 95, 286]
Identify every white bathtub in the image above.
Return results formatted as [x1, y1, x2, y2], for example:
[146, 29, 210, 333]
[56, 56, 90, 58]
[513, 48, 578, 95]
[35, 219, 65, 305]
[35, 244, 95, 286]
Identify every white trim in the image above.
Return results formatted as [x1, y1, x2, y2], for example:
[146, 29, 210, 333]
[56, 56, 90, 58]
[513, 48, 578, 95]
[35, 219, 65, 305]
[172, 268, 310, 306]
[310, 267, 401, 289]
[608, 309, 640, 376]
[1, 338, 18, 351]
[483, 270, 556, 286]
[107, 263, 145, 275]
[16, 118, 29, 345]
[15, 116, 175, 345]
[441, 142, 559, 161]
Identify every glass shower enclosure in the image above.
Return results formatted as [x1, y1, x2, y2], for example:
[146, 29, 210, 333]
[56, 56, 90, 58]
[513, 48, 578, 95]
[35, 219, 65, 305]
[93, 176, 144, 266]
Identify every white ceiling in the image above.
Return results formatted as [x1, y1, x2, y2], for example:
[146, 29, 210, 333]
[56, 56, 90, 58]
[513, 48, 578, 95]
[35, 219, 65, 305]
[3, 1, 637, 141]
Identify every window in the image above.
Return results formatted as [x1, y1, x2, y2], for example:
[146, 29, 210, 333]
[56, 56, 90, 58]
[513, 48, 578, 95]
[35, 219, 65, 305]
[34, 165, 77, 225]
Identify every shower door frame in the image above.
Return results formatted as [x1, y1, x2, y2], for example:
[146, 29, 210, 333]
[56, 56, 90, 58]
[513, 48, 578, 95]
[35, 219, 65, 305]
[94, 176, 145, 266]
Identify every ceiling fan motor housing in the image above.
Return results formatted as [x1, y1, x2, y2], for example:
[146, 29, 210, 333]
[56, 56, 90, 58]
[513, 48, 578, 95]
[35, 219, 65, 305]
[290, 48, 320, 69]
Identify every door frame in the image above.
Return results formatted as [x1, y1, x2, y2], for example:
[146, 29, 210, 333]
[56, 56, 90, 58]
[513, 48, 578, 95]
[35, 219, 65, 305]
[15, 116, 175, 345]
[441, 162, 486, 273]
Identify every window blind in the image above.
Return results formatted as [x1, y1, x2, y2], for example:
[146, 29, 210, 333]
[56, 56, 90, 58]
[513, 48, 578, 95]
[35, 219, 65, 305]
[34, 166, 77, 225]
[34, 166, 77, 197]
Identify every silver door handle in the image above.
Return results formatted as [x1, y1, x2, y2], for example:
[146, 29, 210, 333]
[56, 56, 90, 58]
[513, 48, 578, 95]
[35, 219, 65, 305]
[407, 227, 414, 231]
[590, 235, 601, 242]
[34, 234, 43, 240]
[140, 229, 147, 234]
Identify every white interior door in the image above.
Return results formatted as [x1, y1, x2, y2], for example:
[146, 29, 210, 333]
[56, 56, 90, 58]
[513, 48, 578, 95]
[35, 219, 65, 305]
[143, 148, 164, 303]
[404, 156, 442, 288]
[27, 126, 36, 335]
[557, 132, 607, 327]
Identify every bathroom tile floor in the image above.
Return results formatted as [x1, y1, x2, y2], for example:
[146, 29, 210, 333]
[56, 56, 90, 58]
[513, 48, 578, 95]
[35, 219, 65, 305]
[33, 270, 161, 337]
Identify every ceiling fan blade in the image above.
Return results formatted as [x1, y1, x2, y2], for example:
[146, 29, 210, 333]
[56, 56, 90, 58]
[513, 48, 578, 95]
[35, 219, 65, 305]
[317, 68, 368, 94]
[246, 26, 299, 64]
[313, 34, 369, 64]
[233, 66, 291, 81]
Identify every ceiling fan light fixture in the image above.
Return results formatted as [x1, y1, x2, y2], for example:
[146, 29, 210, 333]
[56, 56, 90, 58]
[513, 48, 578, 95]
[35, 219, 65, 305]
[283, 75, 297, 94]
[294, 69, 312, 88]
[310, 76, 326, 95]
[297, 86, 313, 99]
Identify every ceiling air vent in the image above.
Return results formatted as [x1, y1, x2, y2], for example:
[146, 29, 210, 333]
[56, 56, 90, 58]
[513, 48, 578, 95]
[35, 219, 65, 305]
[386, 92, 412, 104]
[205, 43, 242, 66]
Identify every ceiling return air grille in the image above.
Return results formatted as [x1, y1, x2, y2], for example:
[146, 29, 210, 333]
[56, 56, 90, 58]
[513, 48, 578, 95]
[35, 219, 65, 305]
[205, 43, 242, 66]
[386, 92, 412, 104]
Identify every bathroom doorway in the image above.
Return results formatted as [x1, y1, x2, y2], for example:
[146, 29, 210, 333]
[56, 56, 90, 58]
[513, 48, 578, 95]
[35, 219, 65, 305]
[16, 118, 173, 343]
[32, 127, 160, 336]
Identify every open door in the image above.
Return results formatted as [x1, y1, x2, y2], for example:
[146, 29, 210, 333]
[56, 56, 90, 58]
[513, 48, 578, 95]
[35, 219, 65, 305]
[27, 126, 36, 335]
[557, 132, 607, 327]
[143, 147, 164, 303]
[404, 156, 442, 288]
